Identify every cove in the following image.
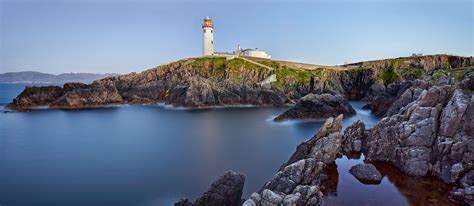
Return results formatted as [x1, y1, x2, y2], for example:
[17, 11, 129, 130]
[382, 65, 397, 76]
[0, 83, 460, 206]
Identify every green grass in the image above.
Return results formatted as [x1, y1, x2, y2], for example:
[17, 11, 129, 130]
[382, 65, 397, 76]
[189, 57, 227, 78]
[432, 66, 474, 81]
[226, 58, 271, 83]
[377, 60, 403, 86]
[274, 66, 323, 91]
[401, 68, 425, 79]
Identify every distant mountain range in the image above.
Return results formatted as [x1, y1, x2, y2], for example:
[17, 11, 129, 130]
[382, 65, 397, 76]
[0, 71, 118, 83]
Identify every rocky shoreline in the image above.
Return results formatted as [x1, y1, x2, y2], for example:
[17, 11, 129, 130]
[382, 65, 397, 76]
[174, 71, 474, 205]
[5, 54, 474, 205]
[6, 55, 473, 112]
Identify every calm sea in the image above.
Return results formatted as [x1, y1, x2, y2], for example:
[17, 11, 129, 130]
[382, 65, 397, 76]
[0, 83, 459, 206]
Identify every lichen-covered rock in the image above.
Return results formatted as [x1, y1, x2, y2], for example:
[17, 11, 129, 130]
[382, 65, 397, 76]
[274, 94, 355, 121]
[349, 163, 383, 184]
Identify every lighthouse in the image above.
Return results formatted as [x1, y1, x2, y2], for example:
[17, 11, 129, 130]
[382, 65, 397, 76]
[202, 16, 214, 56]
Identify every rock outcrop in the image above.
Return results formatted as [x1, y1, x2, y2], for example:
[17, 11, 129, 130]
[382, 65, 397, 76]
[7, 55, 472, 111]
[341, 120, 367, 156]
[274, 94, 355, 121]
[244, 115, 344, 206]
[7, 86, 64, 111]
[349, 163, 383, 184]
[174, 170, 245, 206]
[357, 73, 474, 204]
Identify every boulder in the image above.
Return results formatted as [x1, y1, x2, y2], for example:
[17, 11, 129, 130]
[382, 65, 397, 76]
[349, 163, 383, 184]
[175, 170, 245, 206]
[274, 94, 355, 121]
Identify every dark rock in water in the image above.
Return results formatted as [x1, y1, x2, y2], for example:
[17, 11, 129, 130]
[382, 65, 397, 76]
[176, 170, 245, 206]
[174, 198, 193, 206]
[244, 115, 344, 206]
[274, 94, 355, 121]
[50, 82, 123, 108]
[6, 86, 64, 111]
[349, 163, 383, 184]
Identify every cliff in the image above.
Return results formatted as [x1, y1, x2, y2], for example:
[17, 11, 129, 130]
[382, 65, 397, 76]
[6, 54, 473, 111]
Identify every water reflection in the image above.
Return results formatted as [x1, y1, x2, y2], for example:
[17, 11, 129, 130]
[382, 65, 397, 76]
[373, 162, 465, 206]
[322, 155, 464, 206]
[0, 84, 463, 206]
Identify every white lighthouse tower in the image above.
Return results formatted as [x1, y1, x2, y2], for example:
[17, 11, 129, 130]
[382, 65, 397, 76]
[202, 16, 214, 56]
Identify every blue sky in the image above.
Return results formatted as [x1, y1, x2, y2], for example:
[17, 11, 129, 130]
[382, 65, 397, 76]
[1, 0, 473, 74]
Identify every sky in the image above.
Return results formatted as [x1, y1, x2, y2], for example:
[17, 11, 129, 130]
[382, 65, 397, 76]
[1, 0, 473, 74]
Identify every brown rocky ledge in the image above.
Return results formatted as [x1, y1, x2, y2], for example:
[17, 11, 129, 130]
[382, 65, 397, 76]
[6, 55, 473, 111]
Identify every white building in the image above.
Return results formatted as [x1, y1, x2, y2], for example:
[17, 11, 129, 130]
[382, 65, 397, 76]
[201, 16, 271, 59]
[236, 45, 271, 59]
[202, 16, 214, 56]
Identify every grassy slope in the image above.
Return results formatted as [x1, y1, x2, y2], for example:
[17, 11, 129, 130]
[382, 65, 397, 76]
[179, 55, 472, 90]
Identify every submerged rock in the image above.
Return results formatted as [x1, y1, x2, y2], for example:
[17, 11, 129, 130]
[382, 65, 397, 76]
[349, 163, 383, 184]
[175, 170, 245, 206]
[274, 94, 355, 121]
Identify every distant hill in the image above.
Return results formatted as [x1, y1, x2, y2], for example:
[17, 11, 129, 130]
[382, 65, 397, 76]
[0, 71, 118, 83]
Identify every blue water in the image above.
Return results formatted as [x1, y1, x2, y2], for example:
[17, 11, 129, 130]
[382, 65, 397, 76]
[0, 83, 458, 206]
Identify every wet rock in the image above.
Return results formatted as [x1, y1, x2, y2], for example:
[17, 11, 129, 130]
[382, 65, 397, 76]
[349, 163, 383, 184]
[176, 170, 245, 206]
[274, 93, 355, 121]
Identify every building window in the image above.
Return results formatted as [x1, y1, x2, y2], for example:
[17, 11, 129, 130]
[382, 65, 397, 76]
[203, 29, 206, 33]
[211, 40, 213, 44]
[211, 30, 213, 33]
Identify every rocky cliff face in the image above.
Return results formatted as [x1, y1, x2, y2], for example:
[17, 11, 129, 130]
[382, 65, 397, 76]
[6, 55, 473, 112]
[244, 115, 344, 206]
[341, 73, 474, 204]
